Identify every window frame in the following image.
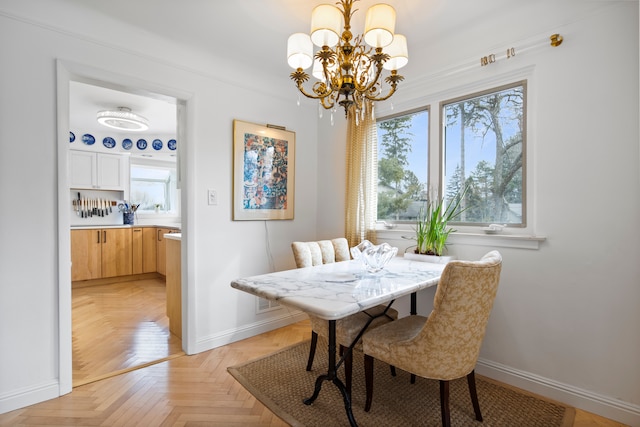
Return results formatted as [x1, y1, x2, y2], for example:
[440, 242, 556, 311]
[374, 73, 536, 240]
[375, 106, 431, 224]
[439, 80, 528, 228]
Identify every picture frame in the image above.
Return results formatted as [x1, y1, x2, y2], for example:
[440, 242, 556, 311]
[233, 120, 295, 220]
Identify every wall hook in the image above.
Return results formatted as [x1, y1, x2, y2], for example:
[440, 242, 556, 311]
[550, 34, 563, 47]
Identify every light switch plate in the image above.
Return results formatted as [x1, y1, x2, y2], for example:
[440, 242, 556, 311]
[207, 189, 218, 205]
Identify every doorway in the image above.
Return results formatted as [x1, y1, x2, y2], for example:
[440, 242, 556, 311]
[57, 61, 191, 394]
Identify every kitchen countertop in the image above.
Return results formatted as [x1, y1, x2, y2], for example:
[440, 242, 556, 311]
[71, 224, 181, 230]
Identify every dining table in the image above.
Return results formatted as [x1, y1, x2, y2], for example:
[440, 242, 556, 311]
[230, 256, 446, 427]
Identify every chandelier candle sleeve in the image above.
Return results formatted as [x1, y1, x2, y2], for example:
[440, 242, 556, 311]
[287, 0, 408, 119]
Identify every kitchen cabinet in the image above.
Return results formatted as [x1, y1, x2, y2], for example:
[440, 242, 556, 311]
[142, 227, 158, 273]
[69, 150, 129, 191]
[156, 227, 177, 276]
[71, 228, 132, 281]
[71, 229, 102, 281]
[132, 228, 143, 274]
[166, 236, 182, 338]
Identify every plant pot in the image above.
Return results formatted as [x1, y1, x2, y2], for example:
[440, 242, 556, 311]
[403, 252, 454, 264]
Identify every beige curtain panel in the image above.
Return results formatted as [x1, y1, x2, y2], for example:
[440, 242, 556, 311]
[345, 103, 378, 248]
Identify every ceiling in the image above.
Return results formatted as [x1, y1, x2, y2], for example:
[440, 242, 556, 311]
[70, 81, 177, 135]
[62, 0, 604, 135]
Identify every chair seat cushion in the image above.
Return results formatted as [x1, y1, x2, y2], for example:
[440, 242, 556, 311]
[362, 315, 427, 365]
[309, 305, 399, 349]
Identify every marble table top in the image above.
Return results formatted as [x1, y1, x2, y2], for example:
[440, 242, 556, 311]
[231, 257, 445, 320]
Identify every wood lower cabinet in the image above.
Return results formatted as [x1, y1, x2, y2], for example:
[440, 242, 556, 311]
[101, 228, 132, 278]
[156, 228, 172, 276]
[71, 226, 179, 283]
[166, 237, 182, 338]
[142, 228, 157, 273]
[132, 228, 143, 274]
[71, 228, 132, 281]
[71, 229, 102, 281]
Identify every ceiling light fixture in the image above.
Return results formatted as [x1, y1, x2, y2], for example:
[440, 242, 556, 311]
[287, 0, 408, 120]
[96, 107, 149, 131]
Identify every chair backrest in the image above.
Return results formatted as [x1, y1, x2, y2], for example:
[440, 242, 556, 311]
[291, 238, 350, 268]
[409, 250, 502, 380]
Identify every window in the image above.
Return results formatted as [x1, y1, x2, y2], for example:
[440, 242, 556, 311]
[376, 108, 429, 222]
[442, 81, 526, 226]
[130, 161, 178, 215]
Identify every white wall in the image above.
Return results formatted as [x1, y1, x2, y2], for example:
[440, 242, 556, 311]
[0, 2, 315, 413]
[318, 2, 640, 425]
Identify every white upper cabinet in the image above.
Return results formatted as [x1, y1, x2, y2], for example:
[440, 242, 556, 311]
[69, 150, 129, 191]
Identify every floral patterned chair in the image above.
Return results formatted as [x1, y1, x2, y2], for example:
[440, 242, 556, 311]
[291, 238, 398, 394]
[362, 250, 502, 427]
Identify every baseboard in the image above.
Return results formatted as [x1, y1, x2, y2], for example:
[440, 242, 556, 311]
[72, 272, 162, 288]
[0, 380, 60, 415]
[193, 310, 308, 354]
[476, 357, 640, 426]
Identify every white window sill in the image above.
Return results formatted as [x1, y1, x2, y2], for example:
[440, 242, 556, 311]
[376, 228, 546, 250]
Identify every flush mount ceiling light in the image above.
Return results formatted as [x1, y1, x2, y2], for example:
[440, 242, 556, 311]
[287, 0, 408, 120]
[96, 107, 149, 131]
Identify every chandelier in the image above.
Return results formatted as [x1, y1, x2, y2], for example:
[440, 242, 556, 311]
[287, 0, 408, 120]
[97, 107, 149, 131]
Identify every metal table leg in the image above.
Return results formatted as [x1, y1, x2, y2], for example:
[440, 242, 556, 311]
[302, 301, 396, 427]
[303, 320, 357, 426]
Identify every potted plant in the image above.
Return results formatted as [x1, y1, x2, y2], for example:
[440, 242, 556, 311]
[406, 186, 468, 263]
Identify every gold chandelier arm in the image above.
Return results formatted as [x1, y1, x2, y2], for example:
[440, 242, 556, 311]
[364, 71, 404, 101]
[290, 69, 337, 101]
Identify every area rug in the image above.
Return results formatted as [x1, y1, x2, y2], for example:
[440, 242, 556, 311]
[228, 339, 575, 427]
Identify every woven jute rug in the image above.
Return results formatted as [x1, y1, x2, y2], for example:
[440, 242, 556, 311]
[228, 339, 575, 427]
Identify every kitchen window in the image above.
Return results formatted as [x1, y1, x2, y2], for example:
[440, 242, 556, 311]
[130, 161, 179, 216]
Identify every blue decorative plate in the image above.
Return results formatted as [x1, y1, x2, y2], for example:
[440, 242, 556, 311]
[103, 137, 116, 149]
[167, 139, 177, 150]
[82, 134, 95, 145]
[136, 139, 147, 150]
[122, 138, 133, 150]
[70, 132, 75, 143]
[152, 139, 163, 150]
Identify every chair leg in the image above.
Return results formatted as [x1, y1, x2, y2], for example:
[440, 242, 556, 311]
[364, 354, 374, 412]
[306, 331, 318, 371]
[390, 365, 396, 376]
[439, 380, 451, 427]
[467, 370, 483, 421]
[341, 345, 352, 395]
[411, 373, 416, 384]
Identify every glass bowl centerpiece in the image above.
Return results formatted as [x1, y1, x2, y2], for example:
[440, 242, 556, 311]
[350, 240, 398, 273]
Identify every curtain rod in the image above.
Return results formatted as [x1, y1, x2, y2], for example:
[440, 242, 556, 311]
[480, 33, 563, 67]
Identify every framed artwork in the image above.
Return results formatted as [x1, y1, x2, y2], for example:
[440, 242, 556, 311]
[233, 120, 295, 220]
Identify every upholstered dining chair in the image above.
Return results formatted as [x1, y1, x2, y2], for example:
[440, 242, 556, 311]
[361, 250, 502, 427]
[291, 238, 399, 394]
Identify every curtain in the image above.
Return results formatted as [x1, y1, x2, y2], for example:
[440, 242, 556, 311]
[345, 103, 378, 248]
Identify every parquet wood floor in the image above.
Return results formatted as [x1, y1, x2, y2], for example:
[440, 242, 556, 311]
[0, 290, 626, 426]
[72, 278, 183, 387]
